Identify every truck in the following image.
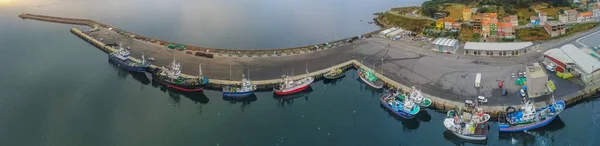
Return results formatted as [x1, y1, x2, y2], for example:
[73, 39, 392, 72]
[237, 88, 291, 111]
[475, 73, 481, 88]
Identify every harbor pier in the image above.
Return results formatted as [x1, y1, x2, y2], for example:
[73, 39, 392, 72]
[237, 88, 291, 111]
[26, 13, 600, 118]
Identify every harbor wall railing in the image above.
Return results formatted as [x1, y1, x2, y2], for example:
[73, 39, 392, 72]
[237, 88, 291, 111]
[21, 13, 381, 58]
[70, 23, 600, 118]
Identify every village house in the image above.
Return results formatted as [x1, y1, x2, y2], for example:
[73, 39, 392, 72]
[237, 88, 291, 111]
[444, 19, 455, 30]
[490, 18, 498, 36]
[498, 22, 515, 38]
[436, 19, 444, 30]
[482, 19, 490, 38]
[463, 8, 472, 22]
[451, 23, 462, 32]
[559, 14, 568, 23]
[566, 9, 579, 22]
[544, 21, 566, 37]
[577, 12, 593, 23]
[538, 12, 548, 25]
[530, 16, 540, 25]
[592, 8, 600, 19]
[510, 15, 518, 27]
[472, 14, 483, 33]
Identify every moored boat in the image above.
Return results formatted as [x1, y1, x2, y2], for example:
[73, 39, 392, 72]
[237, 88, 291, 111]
[358, 68, 384, 89]
[408, 86, 432, 108]
[380, 88, 420, 119]
[223, 74, 257, 98]
[443, 105, 490, 141]
[273, 75, 314, 96]
[108, 45, 150, 72]
[498, 99, 565, 132]
[152, 60, 209, 92]
[323, 68, 345, 79]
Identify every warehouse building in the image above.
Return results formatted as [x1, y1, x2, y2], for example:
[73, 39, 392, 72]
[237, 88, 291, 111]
[543, 44, 600, 84]
[431, 38, 459, 54]
[463, 42, 533, 56]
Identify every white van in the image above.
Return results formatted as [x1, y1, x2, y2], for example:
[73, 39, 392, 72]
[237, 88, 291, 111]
[546, 63, 556, 72]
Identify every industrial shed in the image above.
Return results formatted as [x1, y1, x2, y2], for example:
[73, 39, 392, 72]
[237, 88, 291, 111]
[463, 42, 533, 56]
[543, 44, 600, 84]
[431, 38, 459, 54]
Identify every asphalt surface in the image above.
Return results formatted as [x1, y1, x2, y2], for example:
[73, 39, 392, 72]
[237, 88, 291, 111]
[87, 26, 596, 106]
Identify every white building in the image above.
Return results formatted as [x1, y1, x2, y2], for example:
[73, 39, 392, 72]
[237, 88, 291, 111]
[379, 27, 398, 37]
[431, 38, 459, 54]
[526, 63, 549, 98]
[538, 12, 548, 25]
[463, 42, 533, 56]
[559, 14, 568, 23]
[543, 44, 600, 84]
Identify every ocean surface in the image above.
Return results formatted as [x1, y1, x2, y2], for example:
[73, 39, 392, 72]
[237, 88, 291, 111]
[1, 0, 600, 145]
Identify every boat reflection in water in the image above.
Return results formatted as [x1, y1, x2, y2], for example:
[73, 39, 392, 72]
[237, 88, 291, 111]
[379, 104, 421, 130]
[498, 116, 565, 145]
[273, 86, 314, 107]
[223, 94, 258, 110]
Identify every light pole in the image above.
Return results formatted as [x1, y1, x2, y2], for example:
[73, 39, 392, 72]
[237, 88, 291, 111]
[381, 58, 384, 75]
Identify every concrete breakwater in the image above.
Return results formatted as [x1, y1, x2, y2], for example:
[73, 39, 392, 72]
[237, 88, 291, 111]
[20, 13, 381, 58]
[71, 26, 600, 118]
[44, 14, 600, 119]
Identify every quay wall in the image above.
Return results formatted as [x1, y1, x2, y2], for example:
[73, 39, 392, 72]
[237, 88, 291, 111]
[21, 13, 381, 58]
[68, 21, 599, 118]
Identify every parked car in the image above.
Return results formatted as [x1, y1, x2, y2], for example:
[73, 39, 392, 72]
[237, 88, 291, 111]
[546, 63, 556, 72]
[502, 88, 508, 96]
[520, 89, 526, 97]
[511, 73, 515, 78]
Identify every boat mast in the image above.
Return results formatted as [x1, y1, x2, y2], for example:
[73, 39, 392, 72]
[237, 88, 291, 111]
[198, 64, 203, 79]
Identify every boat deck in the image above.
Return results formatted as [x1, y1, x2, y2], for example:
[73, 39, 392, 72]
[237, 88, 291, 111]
[474, 123, 488, 135]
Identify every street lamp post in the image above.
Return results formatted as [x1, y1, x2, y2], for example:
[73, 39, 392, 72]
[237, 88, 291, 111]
[381, 58, 384, 75]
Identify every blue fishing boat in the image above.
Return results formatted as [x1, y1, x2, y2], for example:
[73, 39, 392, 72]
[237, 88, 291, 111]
[380, 88, 420, 119]
[223, 74, 257, 97]
[498, 99, 565, 132]
[108, 45, 150, 72]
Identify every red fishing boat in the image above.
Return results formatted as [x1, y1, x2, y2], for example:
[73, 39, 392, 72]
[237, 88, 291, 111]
[273, 75, 314, 95]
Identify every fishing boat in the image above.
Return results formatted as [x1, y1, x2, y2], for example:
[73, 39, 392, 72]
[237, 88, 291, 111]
[323, 68, 345, 79]
[273, 75, 314, 96]
[152, 60, 209, 92]
[498, 99, 565, 132]
[408, 86, 432, 108]
[380, 88, 420, 119]
[358, 68, 384, 89]
[443, 106, 490, 141]
[222, 74, 257, 98]
[108, 45, 150, 72]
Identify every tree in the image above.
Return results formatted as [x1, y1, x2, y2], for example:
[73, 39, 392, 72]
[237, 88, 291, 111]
[421, 1, 439, 17]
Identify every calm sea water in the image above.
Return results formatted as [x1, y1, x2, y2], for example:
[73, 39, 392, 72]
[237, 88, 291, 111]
[1, 0, 600, 145]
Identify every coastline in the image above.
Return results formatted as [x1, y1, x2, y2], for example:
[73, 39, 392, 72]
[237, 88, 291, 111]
[23, 13, 600, 118]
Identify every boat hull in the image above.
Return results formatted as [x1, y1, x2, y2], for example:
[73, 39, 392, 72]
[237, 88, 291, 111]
[274, 84, 310, 96]
[450, 131, 487, 141]
[108, 54, 148, 72]
[154, 78, 204, 92]
[499, 101, 565, 132]
[222, 91, 254, 98]
[380, 99, 417, 119]
[323, 73, 345, 80]
[358, 73, 384, 89]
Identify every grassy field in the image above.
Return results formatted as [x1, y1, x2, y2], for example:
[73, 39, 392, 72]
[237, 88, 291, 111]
[442, 3, 465, 20]
[458, 27, 474, 41]
[516, 27, 551, 41]
[517, 2, 569, 25]
[564, 23, 600, 37]
[390, 6, 421, 15]
[377, 12, 435, 33]
[517, 8, 535, 25]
